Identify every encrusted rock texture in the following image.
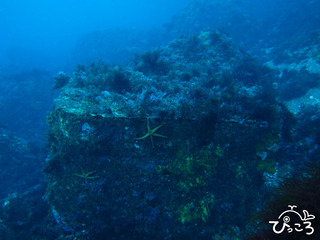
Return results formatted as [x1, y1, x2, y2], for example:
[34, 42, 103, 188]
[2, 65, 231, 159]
[45, 30, 291, 239]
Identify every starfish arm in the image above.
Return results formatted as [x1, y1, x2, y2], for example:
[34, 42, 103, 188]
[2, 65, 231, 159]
[150, 122, 166, 134]
[85, 175, 100, 179]
[136, 132, 151, 140]
[85, 171, 97, 177]
[74, 171, 99, 179]
[147, 118, 151, 132]
[153, 133, 168, 138]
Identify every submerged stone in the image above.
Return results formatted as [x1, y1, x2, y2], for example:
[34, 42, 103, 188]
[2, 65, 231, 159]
[45, 30, 289, 239]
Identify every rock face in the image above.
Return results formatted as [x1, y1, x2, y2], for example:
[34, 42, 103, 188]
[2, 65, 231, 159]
[45, 30, 289, 239]
[0, 128, 44, 198]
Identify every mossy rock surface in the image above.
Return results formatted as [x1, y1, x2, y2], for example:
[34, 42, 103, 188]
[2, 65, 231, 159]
[45, 30, 289, 239]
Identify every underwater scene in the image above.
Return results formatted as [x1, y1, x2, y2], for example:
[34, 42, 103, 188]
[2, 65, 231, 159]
[0, 0, 320, 239]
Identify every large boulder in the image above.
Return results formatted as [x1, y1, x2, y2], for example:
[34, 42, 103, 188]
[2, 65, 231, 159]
[45, 30, 291, 239]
